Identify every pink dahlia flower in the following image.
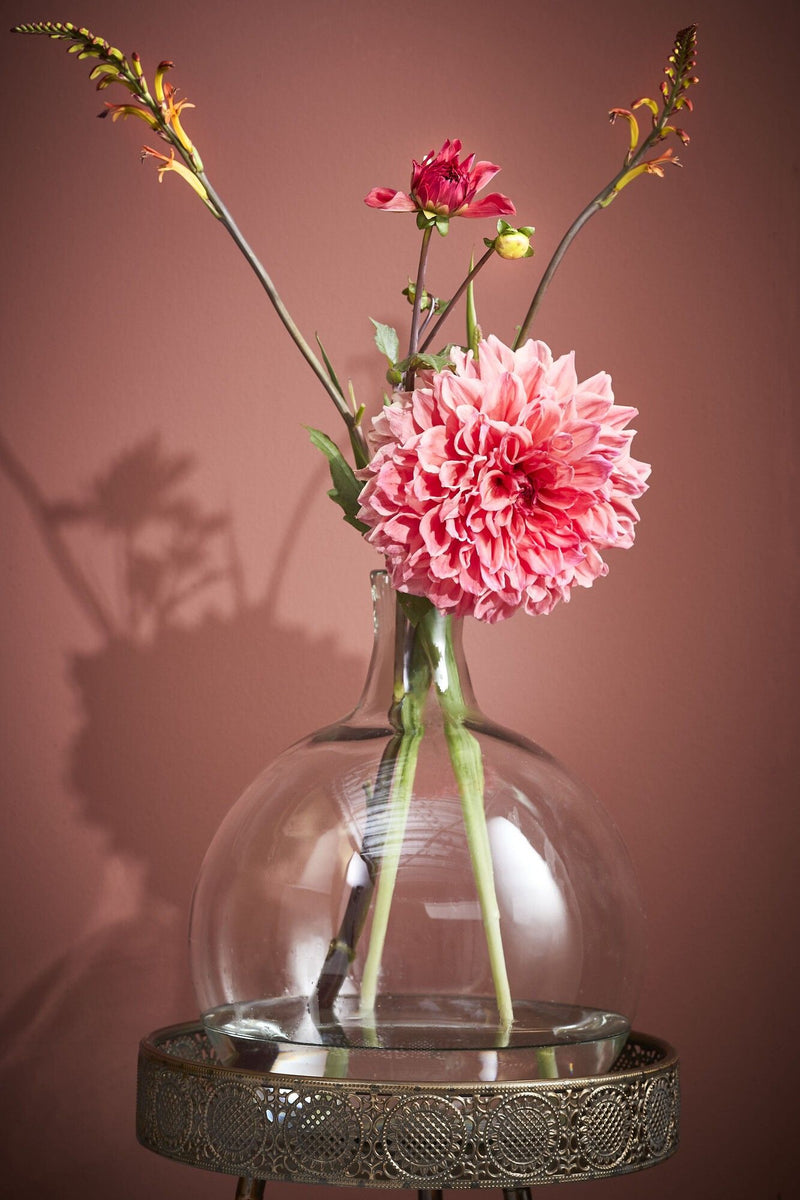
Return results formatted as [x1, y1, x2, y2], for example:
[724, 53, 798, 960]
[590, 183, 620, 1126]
[358, 336, 650, 623]
[365, 138, 515, 222]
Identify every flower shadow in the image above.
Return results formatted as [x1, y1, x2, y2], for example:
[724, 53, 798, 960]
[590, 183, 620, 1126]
[0, 431, 364, 1198]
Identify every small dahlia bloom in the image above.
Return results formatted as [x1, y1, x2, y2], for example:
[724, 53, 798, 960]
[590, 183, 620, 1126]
[357, 336, 650, 623]
[365, 139, 515, 229]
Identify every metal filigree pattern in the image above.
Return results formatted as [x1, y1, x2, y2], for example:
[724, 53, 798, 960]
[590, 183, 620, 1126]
[137, 1023, 679, 1188]
[383, 1097, 466, 1179]
[486, 1094, 560, 1175]
[284, 1091, 362, 1173]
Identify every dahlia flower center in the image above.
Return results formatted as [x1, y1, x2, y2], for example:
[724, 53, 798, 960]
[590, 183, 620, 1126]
[518, 477, 538, 508]
[480, 464, 539, 513]
[417, 164, 470, 212]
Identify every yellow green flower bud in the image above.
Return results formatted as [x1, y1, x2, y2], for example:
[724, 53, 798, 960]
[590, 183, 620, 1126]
[495, 225, 534, 260]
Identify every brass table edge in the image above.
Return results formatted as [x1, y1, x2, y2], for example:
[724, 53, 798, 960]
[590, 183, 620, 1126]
[136, 1021, 680, 1188]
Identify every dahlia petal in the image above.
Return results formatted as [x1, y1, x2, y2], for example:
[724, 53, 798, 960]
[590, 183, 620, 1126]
[602, 407, 640, 434]
[569, 456, 615, 488]
[575, 371, 615, 404]
[467, 160, 502, 191]
[384, 403, 417, 442]
[418, 510, 450, 557]
[411, 388, 437, 430]
[364, 187, 417, 211]
[558, 420, 602, 460]
[382, 514, 416, 544]
[572, 545, 608, 584]
[459, 192, 516, 218]
[520, 397, 563, 443]
[438, 371, 484, 414]
[548, 352, 579, 400]
[483, 370, 527, 423]
[429, 549, 458, 580]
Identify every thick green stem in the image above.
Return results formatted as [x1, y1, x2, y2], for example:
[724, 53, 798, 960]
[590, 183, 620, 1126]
[420, 611, 514, 1033]
[444, 718, 514, 1033]
[358, 604, 432, 1015]
[536, 1045, 559, 1078]
[358, 711, 423, 1015]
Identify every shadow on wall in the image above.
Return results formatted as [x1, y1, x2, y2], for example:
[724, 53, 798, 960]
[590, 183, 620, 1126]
[0, 432, 364, 1198]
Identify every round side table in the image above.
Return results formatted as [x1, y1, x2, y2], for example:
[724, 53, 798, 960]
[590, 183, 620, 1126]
[137, 1023, 678, 1196]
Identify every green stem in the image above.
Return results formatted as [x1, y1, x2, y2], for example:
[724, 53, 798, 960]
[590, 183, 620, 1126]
[514, 86, 689, 348]
[66, 39, 369, 470]
[420, 610, 514, 1034]
[359, 605, 431, 1015]
[313, 733, 402, 1017]
[402, 225, 434, 390]
[323, 1046, 351, 1079]
[445, 718, 514, 1033]
[536, 1045, 559, 1078]
[513, 202, 601, 346]
[196, 173, 369, 468]
[359, 692, 425, 1015]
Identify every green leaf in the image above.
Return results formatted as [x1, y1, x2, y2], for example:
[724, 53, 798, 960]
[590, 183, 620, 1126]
[370, 319, 400, 365]
[307, 427, 369, 533]
[397, 591, 434, 626]
[392, 349, 454, 380]
[315, 333, 344, 397]
[466, 253, 478, 355]
[415, 351, 453, 372]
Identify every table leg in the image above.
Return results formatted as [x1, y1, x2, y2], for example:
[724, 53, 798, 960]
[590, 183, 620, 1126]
[234, 1179, 265, 1199]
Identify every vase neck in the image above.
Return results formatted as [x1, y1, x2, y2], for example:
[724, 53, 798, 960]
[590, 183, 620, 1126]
[355, 571, 478, 717]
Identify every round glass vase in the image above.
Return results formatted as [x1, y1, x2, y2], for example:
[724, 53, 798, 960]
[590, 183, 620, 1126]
[189, 570, 644, 1083]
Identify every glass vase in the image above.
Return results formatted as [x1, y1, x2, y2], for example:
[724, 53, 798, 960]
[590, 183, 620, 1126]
[189, 570, 644, 1082]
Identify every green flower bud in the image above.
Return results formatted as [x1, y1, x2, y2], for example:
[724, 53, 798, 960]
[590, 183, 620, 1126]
[495, 226, 534, 260]
[402, 281, 438, 312]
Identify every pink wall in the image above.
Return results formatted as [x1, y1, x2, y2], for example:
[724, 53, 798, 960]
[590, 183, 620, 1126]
[1, 0, 796, 1196]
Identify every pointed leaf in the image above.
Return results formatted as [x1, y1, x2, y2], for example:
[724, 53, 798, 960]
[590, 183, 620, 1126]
[370, 320, 400, 366]
[315, 333, 344, 396]
[466, 254, 478, 355]
[307, 427, 368, 533]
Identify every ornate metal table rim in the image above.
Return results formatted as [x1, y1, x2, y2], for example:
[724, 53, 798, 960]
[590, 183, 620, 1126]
[137, 1022, 679, 1190]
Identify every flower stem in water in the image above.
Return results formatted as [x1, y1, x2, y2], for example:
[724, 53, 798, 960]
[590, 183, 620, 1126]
[422, 610, 514, 1033]
[359, 696, 424, 1015]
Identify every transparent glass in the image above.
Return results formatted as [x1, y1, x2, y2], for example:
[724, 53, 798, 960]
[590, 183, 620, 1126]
[190, 571, 644, 1082]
